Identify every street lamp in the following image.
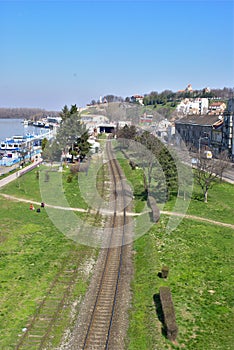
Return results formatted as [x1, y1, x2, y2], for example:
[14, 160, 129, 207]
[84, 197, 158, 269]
[198, 136, 209, 155]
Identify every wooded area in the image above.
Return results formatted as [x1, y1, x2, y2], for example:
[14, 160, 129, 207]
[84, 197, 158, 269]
[0, 108, 58, 119]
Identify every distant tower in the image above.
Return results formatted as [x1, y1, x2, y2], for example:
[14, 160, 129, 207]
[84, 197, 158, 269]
[204, 87, 211, 93]
[99, 96, 103, 104]
[186, 84, 193, 92]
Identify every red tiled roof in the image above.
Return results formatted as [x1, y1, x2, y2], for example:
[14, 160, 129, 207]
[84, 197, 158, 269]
[209, 102, 225, 107]
[133, 95, 143, 99]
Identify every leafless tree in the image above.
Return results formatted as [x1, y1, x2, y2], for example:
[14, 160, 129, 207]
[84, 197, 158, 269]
[194, 153, 229, 202]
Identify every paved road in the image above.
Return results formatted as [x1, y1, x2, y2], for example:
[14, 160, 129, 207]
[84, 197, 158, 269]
[222, 167, 234, 184]
[0, 159, 42, 188]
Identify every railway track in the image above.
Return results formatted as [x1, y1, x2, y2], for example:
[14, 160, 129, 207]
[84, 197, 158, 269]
[79, 138, 131, 350]
[14, 155, 108, 350]
[14, 139, 133, 350]
[14, 250, 88, 350]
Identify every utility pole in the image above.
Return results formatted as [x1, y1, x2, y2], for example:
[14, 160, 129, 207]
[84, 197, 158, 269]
[198, 136, 209, 155]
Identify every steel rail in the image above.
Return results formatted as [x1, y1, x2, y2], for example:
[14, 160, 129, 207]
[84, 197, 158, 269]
[82, 138, 127, 350]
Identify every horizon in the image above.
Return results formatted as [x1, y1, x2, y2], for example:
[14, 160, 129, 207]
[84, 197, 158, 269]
[1, 0, 233, 111]
[0, 84, 233, 112]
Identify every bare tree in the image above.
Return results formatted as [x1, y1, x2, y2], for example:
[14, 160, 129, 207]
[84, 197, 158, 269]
[194, 154, 229, 202]
[215, 151, 230, 182]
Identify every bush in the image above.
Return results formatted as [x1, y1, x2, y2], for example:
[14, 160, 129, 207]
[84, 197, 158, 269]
[70, 164, 79, 175]
[159, 286, 178, 341]
[66, 175, 73, 183]
[129, 160, 136, 170]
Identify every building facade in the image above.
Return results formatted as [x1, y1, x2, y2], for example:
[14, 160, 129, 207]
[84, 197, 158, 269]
[223, 99, 234, 160]
[175, 114, 223, 156]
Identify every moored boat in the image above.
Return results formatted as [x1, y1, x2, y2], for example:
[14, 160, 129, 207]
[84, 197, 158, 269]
[0, 151, 21, 166]
[33, 120, 45, 127]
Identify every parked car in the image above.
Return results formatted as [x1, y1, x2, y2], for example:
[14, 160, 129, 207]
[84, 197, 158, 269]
[191, 158, 199, 165]
[203, 151, 212, 159]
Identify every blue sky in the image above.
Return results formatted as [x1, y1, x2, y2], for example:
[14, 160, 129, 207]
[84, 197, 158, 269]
[0, 0, 233, 110]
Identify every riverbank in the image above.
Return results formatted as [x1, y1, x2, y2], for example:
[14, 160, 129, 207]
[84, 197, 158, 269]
[0, 158, 42, 188]
[0, 107, 58, 120]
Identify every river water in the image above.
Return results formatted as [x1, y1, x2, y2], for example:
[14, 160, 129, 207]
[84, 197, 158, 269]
[0, 119, 47, 141]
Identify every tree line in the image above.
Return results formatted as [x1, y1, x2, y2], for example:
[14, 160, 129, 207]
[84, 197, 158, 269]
[89, 87, 233, 108]
[0, 108, 59, 119]
[142, 87, 234, 107]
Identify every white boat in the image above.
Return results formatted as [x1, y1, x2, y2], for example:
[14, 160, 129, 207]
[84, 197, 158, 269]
[23, 119, 29, 126]
[1, 130, 53, 153]
[33, 121, 45, 127]
[0, 151, 21, 166]
[0, 133, 35, 153]
[0, 139, 23, 152]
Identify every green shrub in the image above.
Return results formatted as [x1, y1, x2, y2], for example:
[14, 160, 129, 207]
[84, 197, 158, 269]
[129, 160, 136, 169]
[66, 174, 73, 183]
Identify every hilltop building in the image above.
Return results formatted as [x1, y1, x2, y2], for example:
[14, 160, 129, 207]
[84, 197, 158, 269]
[178, 84, 193, 93]
[131, 95, 144, 105]
[185, 84, 193, 92]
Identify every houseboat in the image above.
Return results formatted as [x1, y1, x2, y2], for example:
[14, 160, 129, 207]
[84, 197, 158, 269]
[0, 151, 21, 166]
[0, 133, 44, 155]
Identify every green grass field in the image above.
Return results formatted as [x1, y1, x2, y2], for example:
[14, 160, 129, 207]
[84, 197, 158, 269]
[0, 153, 233, 349]
[127, 217, 233, 350]
[117, 156, 234, 349]
[0, 196, 98, 348]
[0, 165, 90, 209]
[0, 162, 105, 349]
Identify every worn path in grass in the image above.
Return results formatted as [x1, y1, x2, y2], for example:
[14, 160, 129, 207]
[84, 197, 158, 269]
[161, 210, 234, 229]
[1, 192, 234, 229]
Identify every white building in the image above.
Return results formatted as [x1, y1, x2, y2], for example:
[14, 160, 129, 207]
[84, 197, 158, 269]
[131, 95, 144, 105]
[118, 121, 132, 128]
[176, 98, 208, 115]
[88, 138, 101, 153]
